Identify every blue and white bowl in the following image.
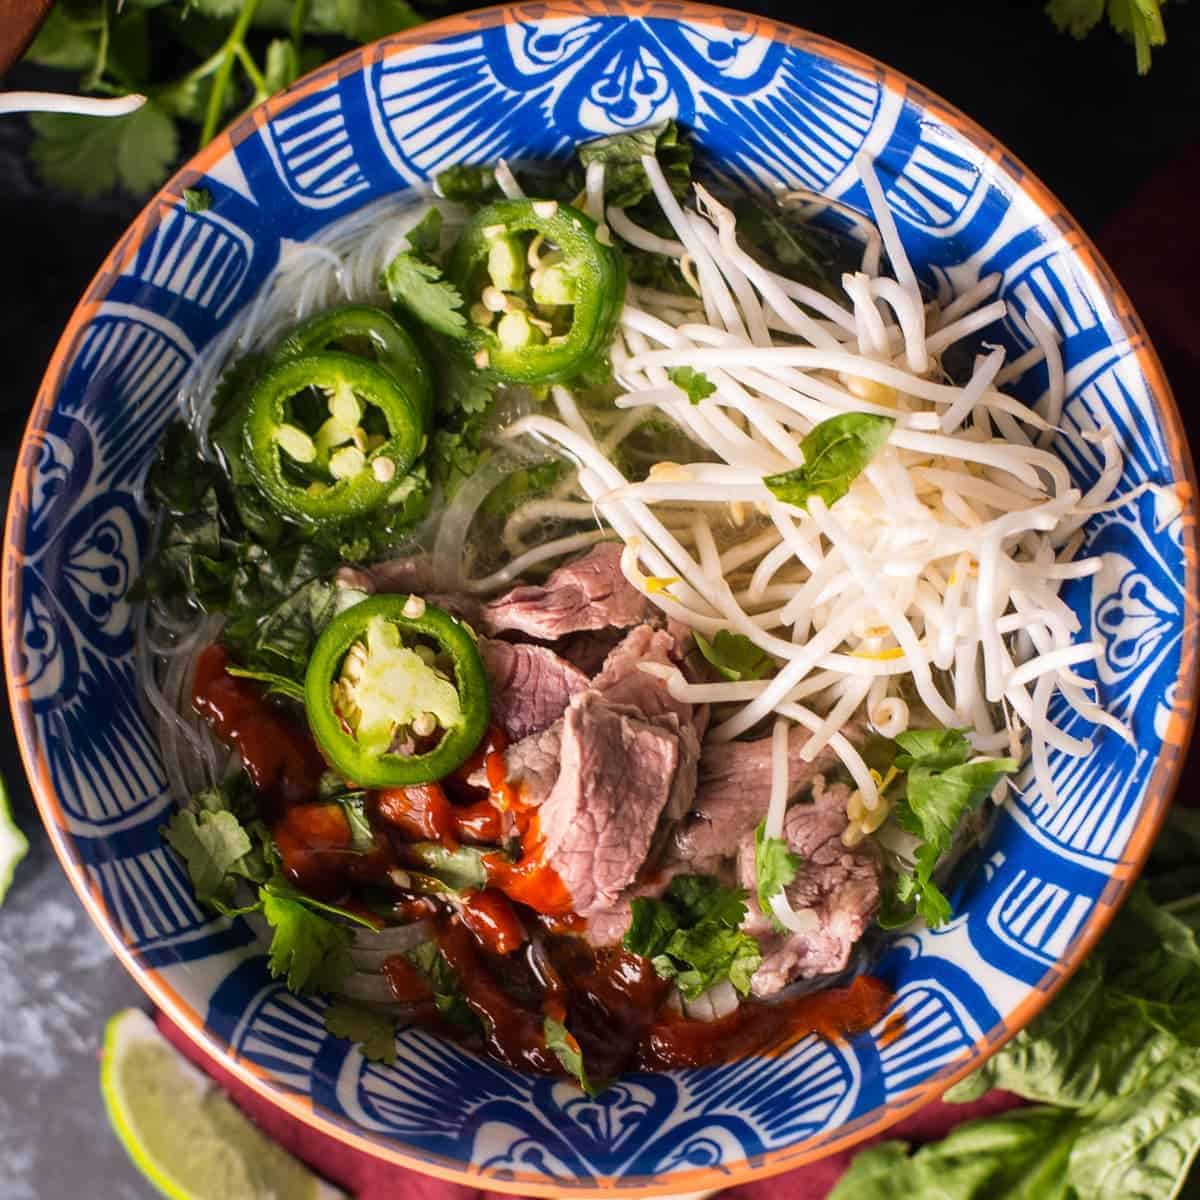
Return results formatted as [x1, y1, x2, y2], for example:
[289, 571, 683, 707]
[6, 3, 1196, 1193]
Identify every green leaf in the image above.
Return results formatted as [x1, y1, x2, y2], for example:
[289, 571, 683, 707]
[406, 942, 481, 1032]
[262, 37, 299, 96]
[665, 874, 749, 928]
[624, 895, 680, 960]
[404, 208, 443, 258]
[261, 878, 380, 932]
[224, 665, 305, 703]
[323, 1000, 397, 1065]
[694, 629, 773, 682]
[1068, 1053, 1200, 1198]
[754, 819, 802, 931]
[337, 794, 375, 853]
[382, 252, 467, 339]
[163, 809, 257, 907]
[828, 1107, 1081, 1200]
[667, 366, 716, 404]
[260, 882, 353, 993]
[1046, 0, 1107, 37]
[332, 0, 424, 41]
[435, 164, 499, 206]
[624, 875, 760, 998]
[544, 1016, 600, 1095]
[407, 842, 488, 892]
[1106, 0, 1168, 74]
[764, 413, 894, 512]
[30, 101, 178, 198]
[578, 120, 693, 210]
[24, 4, 103, 71]
[183, 186, 212, 213]
[893, 727, 973, 771]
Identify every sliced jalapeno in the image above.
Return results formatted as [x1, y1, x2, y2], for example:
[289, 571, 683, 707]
[305, 596, 489, 787]
[447, 199, 625, 384]
[276, 304, 434, 432]
[243, 351, 423, 528]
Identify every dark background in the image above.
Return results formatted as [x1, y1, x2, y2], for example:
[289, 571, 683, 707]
[0, 1, 1196, 1195]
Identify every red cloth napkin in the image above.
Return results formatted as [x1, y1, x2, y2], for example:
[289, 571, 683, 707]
[154, 140, 1200, 1199]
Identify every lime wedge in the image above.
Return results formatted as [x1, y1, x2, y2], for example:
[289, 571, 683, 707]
[101, 1009, 345, 1200]
[0, 776, 28, 905]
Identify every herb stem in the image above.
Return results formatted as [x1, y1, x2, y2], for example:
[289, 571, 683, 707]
[199, 0, 263, 148]
[233, 44, 269, 98]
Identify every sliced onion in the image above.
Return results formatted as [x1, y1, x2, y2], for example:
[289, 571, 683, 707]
[681, 979, 740, 1021]
[349, 919, 432, 973]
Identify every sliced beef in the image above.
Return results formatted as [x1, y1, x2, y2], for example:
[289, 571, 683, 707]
[592, 624, 708, 739]
[736, 782, 880, 996]
[668, 727, 853, 866]
[480, 542, 648, 641]
[478, 638, 588, 743]
[495, 721, 563, 805]
[554, 628, 627, 676]
[538, 692, 683, 917]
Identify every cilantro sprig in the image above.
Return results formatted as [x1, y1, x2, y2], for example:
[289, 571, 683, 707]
[624, 874, 762, 1000]
[22, 0, 429, 198]
[879, 728, 1018, 930]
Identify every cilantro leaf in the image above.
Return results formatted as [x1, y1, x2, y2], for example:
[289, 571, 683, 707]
[654, 925, 762, 1000]
[406, 942, 482, 1032]
[436, 164, 499, 206]
[754, 820, 802, 932]
[665, 874, 749, 929]
[260, 882, 353, 993]
[223, 665, 305, 703]
[765, 413, 894, 513]
[323, 1000, 397, 1065]
[407, 842, 488, 892]
[336, 793, 375, 853]
[262, 878, 380, 931]
[667, 366, 717, 404]
[182, 187, 212, 213]
[893, 727, 973, 771]
[329, 0, 424, 40]
[883, 731, 1017, 929]
[382, 252, 467, 339]
[544, 1016, 600, 1095]
[404, 207, 443, 258]
[694, 629, 774, 682]
[1046, 0, 1168, 74]
[625, 896, 680, 960]
[578, 120, 693, 209]
[624, 874, 760, 999]
[163, 809, 259, 908]
[30, 102, 178, 198]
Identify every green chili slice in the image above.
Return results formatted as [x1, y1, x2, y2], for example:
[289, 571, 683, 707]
[243, 351, 424, 529]
[276, 304, 433, 431]
[305, 595, 489, 787]
[447, 198, 625, 384]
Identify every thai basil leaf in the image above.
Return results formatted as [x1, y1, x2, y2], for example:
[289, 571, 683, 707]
[694, 629, 773, 682]
[764, 413, 894, 512]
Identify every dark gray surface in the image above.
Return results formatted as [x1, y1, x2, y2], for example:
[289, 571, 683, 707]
[0, 2, 1197, 1197]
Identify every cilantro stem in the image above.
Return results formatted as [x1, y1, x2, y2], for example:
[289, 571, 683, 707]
[200, 0, 264, 148]
[290, 0, 310, 52]
[233, 44, 269, 98]
[83, 0, 112, 93]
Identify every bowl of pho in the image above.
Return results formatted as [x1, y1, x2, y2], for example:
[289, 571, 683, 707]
[6, 2, 1195, 1193]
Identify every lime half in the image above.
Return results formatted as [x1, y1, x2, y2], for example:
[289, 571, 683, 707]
[101, 1009, 345, 1200]
[0, 776, 28, 905]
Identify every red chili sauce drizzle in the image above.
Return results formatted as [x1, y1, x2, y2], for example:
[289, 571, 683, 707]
[193, 644, 326, 816]
[193, 650, 894, 1080]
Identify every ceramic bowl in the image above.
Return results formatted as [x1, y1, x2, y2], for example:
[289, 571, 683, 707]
[6, 3, 1197, 1194]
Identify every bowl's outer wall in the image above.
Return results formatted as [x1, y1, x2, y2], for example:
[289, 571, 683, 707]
[5, 3, 1196, 1194]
